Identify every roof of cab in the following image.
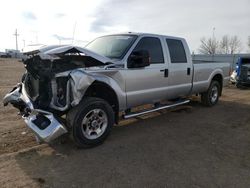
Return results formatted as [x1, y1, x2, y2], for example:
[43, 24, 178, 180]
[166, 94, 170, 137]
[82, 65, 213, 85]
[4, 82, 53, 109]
[104, 32, 185, 41]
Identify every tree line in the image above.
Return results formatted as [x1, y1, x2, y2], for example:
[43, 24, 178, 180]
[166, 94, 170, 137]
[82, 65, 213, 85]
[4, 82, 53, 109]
[199, 35, 250, 54]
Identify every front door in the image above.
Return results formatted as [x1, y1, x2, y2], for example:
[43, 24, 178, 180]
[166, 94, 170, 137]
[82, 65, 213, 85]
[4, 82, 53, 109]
[125, 36, 169, 108]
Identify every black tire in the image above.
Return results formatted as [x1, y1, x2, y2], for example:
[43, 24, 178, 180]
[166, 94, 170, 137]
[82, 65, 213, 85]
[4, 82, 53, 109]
[236, 82, 242, 89]
[201, 80, 221, 107]
[67, 97, 114, 148]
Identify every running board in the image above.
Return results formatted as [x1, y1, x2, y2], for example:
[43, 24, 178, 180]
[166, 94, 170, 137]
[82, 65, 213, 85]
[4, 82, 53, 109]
[123, 100, 190, 119]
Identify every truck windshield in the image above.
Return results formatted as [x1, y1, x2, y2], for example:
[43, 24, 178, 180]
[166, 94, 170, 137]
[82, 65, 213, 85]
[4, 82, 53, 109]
[85, 35, 137, 59]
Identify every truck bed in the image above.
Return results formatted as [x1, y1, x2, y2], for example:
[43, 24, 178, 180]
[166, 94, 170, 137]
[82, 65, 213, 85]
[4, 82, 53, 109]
[191, 61, 230, 94]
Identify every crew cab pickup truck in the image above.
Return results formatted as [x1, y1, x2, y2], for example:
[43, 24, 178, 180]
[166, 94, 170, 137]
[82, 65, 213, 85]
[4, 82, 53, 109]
[3, 33, 230, 147]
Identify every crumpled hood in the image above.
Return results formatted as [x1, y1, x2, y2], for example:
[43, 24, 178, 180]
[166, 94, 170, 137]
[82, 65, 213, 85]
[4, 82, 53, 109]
[23, 45, 112, 64]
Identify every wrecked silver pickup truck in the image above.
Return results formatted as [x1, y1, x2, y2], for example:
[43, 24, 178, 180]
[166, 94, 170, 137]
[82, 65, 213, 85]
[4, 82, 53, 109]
[3, 33, 230, 147]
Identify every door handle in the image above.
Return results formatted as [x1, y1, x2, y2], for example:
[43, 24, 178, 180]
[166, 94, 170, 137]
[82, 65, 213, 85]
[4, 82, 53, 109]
[187, 68, 191, 75]
[160, 69, 168, 77]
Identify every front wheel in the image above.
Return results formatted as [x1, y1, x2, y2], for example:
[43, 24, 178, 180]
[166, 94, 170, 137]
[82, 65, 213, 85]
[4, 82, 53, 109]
[201, 80, 221, 107]
[67, 97, 114, 148]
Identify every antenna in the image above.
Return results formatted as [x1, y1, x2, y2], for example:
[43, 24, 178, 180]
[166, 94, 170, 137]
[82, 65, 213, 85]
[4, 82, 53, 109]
[36, 33, 38, 44]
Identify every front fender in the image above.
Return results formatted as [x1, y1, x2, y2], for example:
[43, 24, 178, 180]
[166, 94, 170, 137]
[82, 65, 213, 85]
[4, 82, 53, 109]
[53, 68, 126, 111]
[91, 74, 126, 111]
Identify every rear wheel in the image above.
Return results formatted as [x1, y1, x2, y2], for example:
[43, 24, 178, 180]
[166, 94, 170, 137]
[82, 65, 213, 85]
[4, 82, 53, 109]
[67, 97, 114, 148]
[201, 80, 221, 106]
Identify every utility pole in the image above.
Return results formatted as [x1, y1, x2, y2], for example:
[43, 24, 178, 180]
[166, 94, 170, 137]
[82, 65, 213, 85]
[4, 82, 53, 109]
[212, 27, 216, 39]
[22, 40, 26, 51]
[13, 29, 19, 58]
[72, 22, 77, 44]
[212, 27, 216, 55]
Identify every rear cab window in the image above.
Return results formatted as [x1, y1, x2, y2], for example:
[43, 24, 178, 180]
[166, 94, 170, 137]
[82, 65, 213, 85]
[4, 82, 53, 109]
[166, 39, 187, 63]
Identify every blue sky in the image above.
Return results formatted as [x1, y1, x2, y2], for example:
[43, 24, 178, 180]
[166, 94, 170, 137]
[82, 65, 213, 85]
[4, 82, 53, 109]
[0, 0, 249, 53]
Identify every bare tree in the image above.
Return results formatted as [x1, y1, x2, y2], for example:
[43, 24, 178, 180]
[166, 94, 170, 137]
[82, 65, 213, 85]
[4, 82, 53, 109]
[229, 36, 242, 54]
[219, 35, 230, 54]
[219, 35, 242, 54]
[199, 35, 242, 54]
[199, 37, 219, 54]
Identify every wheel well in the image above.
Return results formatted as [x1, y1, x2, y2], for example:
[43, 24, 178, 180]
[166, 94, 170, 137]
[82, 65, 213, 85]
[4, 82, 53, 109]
[212, 74, 223, 95]
[84, 81, 119, 123]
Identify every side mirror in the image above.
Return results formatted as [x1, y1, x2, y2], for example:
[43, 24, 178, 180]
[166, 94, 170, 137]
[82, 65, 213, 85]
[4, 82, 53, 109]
[127, 50, 150, 68]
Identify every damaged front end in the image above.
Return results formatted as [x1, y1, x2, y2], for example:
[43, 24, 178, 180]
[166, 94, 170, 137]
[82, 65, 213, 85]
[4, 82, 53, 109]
[3, 83, 68, 142]
[3, 45, 111, 143]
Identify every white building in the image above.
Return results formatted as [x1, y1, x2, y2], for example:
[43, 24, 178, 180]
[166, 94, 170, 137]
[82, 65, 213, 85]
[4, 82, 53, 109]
[5, 49, 23, 58]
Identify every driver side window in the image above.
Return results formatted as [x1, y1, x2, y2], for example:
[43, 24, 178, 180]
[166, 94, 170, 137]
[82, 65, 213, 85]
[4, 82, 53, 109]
[133, 37, 164, 64]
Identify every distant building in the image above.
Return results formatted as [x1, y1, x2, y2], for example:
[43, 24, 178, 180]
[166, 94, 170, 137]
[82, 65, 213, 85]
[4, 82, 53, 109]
[5, 49, 23, 58]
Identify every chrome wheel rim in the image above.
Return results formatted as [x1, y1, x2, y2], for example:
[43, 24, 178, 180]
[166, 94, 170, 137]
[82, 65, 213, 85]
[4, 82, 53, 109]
[81, 109, 108, 140]
[210, 86, 218, 103]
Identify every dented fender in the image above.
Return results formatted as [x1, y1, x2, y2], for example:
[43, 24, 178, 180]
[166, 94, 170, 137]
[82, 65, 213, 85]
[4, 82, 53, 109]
[50, 68, 126, 111]
[68, 69, 95, 106]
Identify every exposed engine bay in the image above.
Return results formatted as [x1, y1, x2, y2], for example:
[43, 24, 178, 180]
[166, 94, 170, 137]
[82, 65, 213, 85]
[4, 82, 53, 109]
[22, 45, 112, 114]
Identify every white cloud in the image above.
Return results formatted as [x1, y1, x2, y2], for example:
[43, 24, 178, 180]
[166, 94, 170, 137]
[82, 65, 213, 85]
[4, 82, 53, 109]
[22, 11, 37, 21]
[0, 0, 249, 52]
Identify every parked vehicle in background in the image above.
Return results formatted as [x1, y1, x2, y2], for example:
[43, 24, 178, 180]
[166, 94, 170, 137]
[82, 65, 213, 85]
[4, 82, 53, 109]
[3, 33, 231, 148]
[0, 52, 11, 58]
[235, 57, 250, 88]
[230, 70, 237, 84]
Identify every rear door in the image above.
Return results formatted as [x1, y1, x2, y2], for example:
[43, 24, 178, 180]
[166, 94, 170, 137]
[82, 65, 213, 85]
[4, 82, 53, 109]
[165, 38, 193, 98]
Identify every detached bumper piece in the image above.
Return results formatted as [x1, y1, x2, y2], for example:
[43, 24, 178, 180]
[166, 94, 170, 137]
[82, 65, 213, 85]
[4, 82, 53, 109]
[24, 109, 67, 143]
[3, 84, 68, 143]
